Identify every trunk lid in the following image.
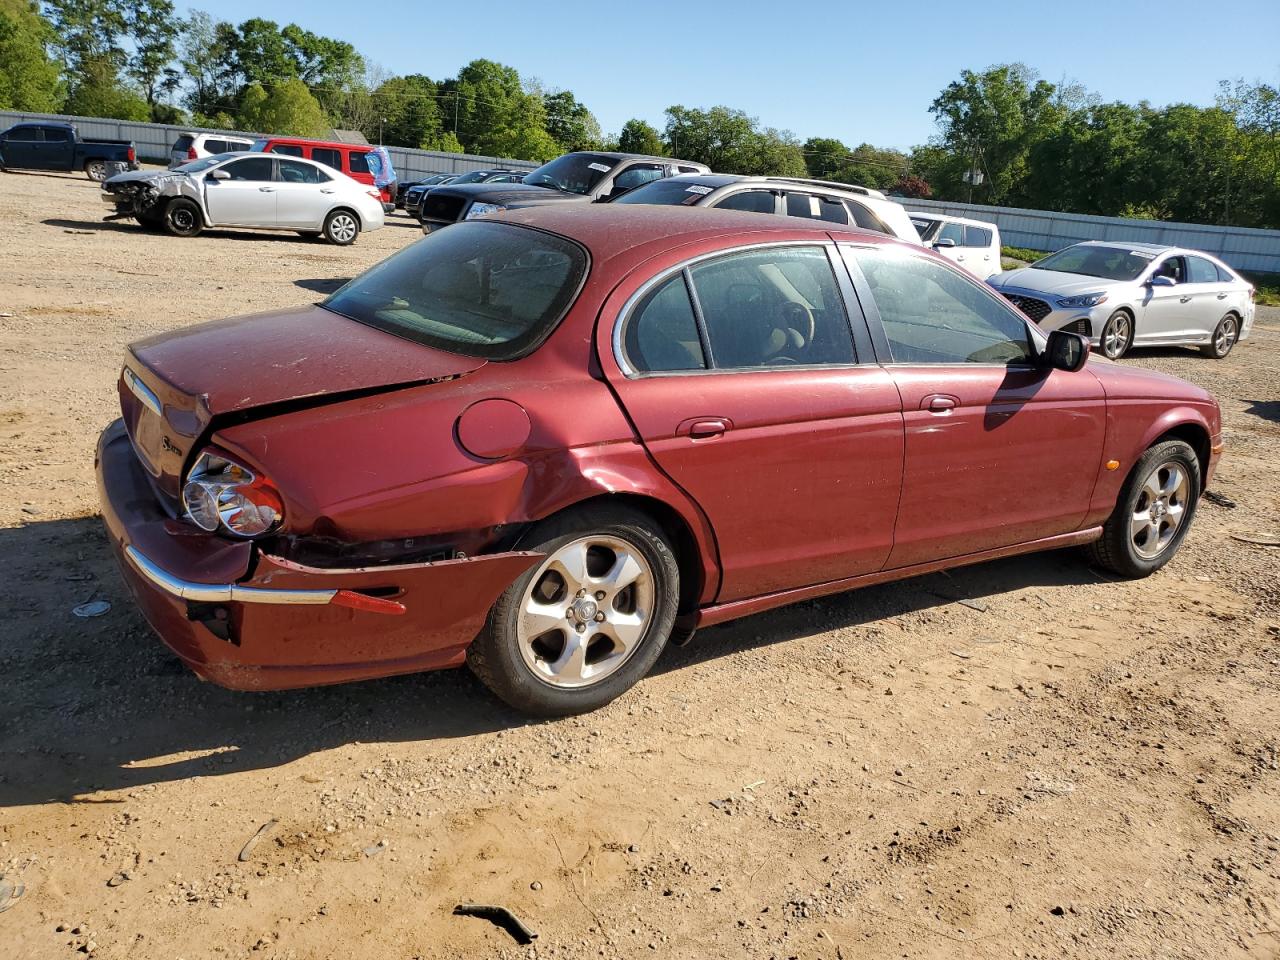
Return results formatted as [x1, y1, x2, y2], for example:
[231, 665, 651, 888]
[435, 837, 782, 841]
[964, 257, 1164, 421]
[120, 305, 486, 499]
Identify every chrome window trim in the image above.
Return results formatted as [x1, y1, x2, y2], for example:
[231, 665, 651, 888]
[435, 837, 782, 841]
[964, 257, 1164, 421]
[612, 240, 868, 379]
[122, 367, 162, 417]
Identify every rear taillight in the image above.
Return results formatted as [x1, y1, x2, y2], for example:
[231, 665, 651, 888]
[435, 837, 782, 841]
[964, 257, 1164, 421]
[187, 146, 197, 159]
[182, 449, 283, 539]
[366, 189, 381, 200]
[127, 147, 135, 163]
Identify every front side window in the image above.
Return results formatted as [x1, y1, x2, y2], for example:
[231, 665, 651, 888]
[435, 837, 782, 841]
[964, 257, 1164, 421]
[784, 192, 849, 225]
[624, 275, 707, 373]
[278, 159, 329, 184]
[323, 221, 588, 361]
[1151, 256, 1185, 284]
[609, 164, 665, 196]
[269, 143, 305, 157]
[221, 157, 274, 181]
[1186, 256, 1219, 284]
[6, 127, 42, 142]
[853, 249, 1034, 365]
[689, 247, 855, 368]
[910, 217, 940, 243]
[715, 190, 776, 214]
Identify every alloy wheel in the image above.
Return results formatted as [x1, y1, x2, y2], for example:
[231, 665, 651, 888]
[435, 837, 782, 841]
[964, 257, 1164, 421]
[517, 536, 654, 688]
[1215, 316, 1238, 355]
[1130, 460, 1189, 560]
[87, 161, 106, 181]
[1103, 314, 1131, 359]
[329, 213, 357, 243]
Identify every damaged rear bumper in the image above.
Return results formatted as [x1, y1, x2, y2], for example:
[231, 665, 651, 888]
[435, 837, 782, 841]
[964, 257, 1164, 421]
[97, 419, 542, 691]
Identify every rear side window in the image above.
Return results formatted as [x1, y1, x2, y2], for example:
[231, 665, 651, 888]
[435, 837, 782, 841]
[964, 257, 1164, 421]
[852, 249, 1033, 365]
[1186, 256, 1219, 284]
[784, 193, 849, 225]
[269, 143, 304, 157]
[688, 247, 855, 368]
[938, 222, 965, 245]
[312, 147, 342, 170]
[624, 275, 707, 373]
[715, 191, 775, 214]
[846, 200, 891, 235]
[1216, 263, 1236, 282]
[278, 159, 329, 184]
[964, 226, 993, 247]
[43, 127, 70, 142]
[173, 135, 194, 152]
[348, 151, 371, 174]
[323, 221, 588, 361]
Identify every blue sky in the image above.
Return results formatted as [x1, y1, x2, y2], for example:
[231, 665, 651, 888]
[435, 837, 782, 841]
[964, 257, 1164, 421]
[179, 0, 1279, 151]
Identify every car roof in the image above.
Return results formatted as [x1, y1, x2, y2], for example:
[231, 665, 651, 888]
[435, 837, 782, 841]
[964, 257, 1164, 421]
[573, 150, 709, 167]
[657, 173, 889, 199]
[1074, 240, 1173, 253]
[256, 136, 372, 150]
[11, 121, 73, 129]
[907, 211, 997, 229]
[497, 203, 902, 266]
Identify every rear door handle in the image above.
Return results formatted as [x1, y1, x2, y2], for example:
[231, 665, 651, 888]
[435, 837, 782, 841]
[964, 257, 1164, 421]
[321, 188, 336, 194]
[677, 417, 730, 439]
[259, 186, 275, 192]
[1179, 295, 1192, 303]
[924, 394, 958, 412]
[1217, 292, 1228, 299]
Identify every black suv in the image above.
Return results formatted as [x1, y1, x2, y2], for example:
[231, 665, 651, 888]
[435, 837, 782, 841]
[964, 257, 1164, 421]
[419, 151, 710, 233]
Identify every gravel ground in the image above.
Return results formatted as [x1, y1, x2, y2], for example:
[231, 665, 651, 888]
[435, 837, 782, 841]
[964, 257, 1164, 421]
[2, 169, 1279, 960]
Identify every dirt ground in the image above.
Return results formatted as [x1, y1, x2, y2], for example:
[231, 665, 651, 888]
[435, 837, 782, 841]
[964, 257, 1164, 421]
[2, 168, 1279, 960]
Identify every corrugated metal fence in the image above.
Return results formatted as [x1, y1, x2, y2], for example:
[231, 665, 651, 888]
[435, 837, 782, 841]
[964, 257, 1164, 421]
[0, 110, 540, 180]
[902, 197, 1280, 275]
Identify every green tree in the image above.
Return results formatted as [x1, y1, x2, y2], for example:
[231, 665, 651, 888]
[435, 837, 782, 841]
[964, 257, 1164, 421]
[802, 136, 850, 179]
[543, 89, 600, 152]
[1023, 101, 1147, 215]
[373, 73, 443, 148]
[0, 0, 62, 111]
[663, 105, 805, 175]
[123, 0, 178, 115]
[179, 10, 238, 118]
[63, 54, 149, 119]
[236, 77, 329, 137]
[617, 118, 663, 155]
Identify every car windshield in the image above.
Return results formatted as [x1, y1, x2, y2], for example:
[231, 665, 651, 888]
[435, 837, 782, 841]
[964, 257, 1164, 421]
[910, 217, 940, 242]
[612, 178, 712, 206]
[451, 170, 497, 184]
[322, 221, 588, 361]
[523, 153, 619, 195]
[172, 153, 237, 173]
[1032, 244, 1154, 281]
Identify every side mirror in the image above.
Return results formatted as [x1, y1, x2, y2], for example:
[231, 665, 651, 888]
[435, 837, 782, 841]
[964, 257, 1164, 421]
[1148, 274, 1175, 287]
[208, 168, 231, 180]
[1044, 329, 1089, 372]
[933, 238, 957, 249]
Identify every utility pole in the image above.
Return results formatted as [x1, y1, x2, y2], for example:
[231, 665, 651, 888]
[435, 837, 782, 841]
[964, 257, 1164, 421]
[453, 91, 459, 136]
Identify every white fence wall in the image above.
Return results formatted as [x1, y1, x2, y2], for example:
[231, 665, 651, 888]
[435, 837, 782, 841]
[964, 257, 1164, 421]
[902, 197, 1280, 275]
[0, 111, 540, 180]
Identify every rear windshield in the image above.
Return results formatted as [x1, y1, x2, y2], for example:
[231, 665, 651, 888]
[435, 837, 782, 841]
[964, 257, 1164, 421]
[1032, 244, 1154, 281]
[173, 135, 194, 152]
[322, 221, 589, 361]
[612, 178, 712, 206]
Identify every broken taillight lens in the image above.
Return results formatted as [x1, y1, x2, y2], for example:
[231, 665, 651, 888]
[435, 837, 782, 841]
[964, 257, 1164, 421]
[182, 449, 283, 539]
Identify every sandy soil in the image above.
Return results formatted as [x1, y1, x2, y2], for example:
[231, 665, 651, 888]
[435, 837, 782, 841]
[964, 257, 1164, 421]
[2, 169, 1279, 960]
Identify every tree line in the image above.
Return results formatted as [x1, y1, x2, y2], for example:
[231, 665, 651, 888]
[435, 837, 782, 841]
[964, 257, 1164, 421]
[2, 2, 1276, 229]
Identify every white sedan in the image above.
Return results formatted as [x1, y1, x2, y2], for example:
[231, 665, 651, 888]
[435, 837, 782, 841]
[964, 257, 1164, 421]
[102, 152, 385, 245]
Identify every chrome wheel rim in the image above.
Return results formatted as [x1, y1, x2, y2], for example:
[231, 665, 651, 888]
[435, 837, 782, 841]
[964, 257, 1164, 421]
[1103, 315, 1130, 358]
[1215, 316, 1237, 355]
[517, 535, 654, 689]
[1131, 460, 1190, 559]
[87, 161, 105, 181]
[329, 214, 357, 243]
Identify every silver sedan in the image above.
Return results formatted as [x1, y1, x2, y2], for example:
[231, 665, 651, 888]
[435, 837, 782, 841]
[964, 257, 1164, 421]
[987, 241, 1255, 359]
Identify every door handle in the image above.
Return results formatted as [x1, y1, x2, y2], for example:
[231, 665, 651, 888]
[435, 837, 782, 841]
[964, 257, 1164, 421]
[677, 417, 730, 439]
[924, 395, 958, 412]
[259, 186, 275, 192]
[1217, 292, 1228, 299]
[1179, 295, 1192, 303]
[955, 254, 966, 261]
[321, 188, 336, 194]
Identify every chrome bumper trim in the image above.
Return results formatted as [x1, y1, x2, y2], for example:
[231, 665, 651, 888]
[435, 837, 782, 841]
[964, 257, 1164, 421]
[124, 545, 337, 605]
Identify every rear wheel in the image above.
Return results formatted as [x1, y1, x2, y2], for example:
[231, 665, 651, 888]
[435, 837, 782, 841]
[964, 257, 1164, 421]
[1099, 309, 1134, 360]
[1087, 439, 1200, 578]
[468, 506, 680, 716]
[85, 160, 107, 182]
[163, 198, 202, 237]
[323, 209, 359, 245]
[1200, 314, 1239, 359]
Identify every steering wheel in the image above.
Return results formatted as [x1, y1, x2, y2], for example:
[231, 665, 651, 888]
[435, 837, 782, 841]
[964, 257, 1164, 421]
[779, 301, 815, 344]
[764, 355, 800, 366]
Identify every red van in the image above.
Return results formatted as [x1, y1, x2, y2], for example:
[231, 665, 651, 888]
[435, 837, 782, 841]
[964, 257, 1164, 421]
[250, 137, 394, 206]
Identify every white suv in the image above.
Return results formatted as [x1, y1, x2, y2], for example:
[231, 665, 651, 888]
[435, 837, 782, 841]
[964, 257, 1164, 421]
[908, 212, 1002, 279]
[169, 132, 256, 168]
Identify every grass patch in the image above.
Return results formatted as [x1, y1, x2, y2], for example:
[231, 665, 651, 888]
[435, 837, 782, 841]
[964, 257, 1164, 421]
[1241, 271, 1280, 307]
[1001, 245, 1050, 263]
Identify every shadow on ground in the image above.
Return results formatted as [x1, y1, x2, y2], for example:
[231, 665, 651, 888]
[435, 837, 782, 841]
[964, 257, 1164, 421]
[293, 277, 351, 295]
[41, 218, 326, 243]
[0, 514, 1100, 807]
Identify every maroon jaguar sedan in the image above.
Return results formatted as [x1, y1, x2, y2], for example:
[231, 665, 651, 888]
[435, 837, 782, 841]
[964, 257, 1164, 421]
[97, 206, 1222, 715]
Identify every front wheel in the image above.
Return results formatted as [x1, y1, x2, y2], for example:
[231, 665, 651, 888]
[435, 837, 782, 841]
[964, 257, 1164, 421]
[163, 198, 203, 237]
[468, 506, 680, 716]
[1087, 439, 1200, 578]
[323, 209, 359, 245]
[1099, 310, 1134, 360]
[85, 160, 107, 182]
[1200, 314, 1239, 359]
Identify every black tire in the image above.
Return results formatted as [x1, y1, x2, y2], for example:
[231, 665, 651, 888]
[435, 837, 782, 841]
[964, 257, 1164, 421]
[1200, 313, 1240, 359]
[468, 505, 680, 716]
[163, 198, 203, 237]
[323, 208, 359, 245]
[1086, 439, 1201, 578]
[85, 160, 107, 182]
[1099, 309, 1134, 360]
